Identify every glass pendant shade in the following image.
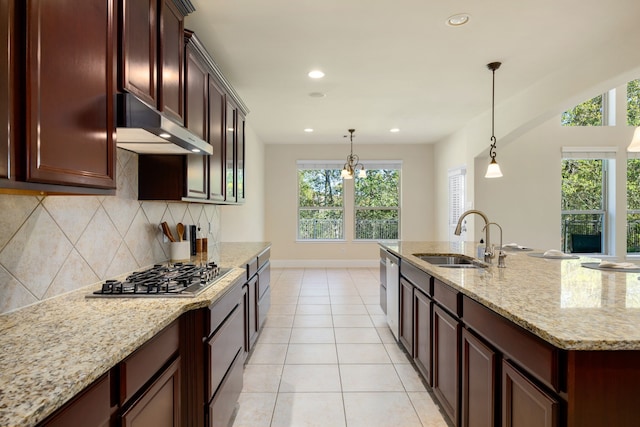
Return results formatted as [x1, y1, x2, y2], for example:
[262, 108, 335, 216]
[627, 127, 640, 152]
[485, 158, 503, 178]
[357, 168, 366, 178]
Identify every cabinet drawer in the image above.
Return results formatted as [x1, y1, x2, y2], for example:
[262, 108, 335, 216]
[463, 296, 560, 392]
[246, 257, 258, 280]
[41, 373, 112, 427]
[400, 260, 432, 296]
[207, 304, 244, 400]
[208, 278, 242, 334]
[120, 320, 179, 404]
[433, 279, 461, 317]
[257, 247, 270, 270]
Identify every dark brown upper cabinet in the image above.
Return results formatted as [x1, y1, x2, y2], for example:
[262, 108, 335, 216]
[159, 0, 184, 122]
[208, 76, 226, 202]
[121, 0, 186, 124]
[0, 0, 116, 193]
[224, 99, 237, 202]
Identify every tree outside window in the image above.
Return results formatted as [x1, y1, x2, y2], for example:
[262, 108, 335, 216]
[298, 168, 344, 240]
[628, 79, 640, 126]
[561, 158, 606, 253]
[354, 168, 400, 240]
[561, 94, 603, 126]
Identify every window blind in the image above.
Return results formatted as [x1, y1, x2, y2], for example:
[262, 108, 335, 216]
[561, 147, 617, 159]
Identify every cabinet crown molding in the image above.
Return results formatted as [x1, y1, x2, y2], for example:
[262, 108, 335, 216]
[184, 30, 250, 116]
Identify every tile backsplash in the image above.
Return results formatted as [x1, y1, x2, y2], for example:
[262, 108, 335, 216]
[0, 149, 221, 314]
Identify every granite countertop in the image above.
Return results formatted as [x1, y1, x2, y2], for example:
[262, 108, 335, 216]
[0, 242, 270, 427]
[380, 241, 640, 351]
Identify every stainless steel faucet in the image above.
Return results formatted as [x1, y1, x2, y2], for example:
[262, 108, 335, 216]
[454, 209, 494, 263]
[483, 222, 507, 268]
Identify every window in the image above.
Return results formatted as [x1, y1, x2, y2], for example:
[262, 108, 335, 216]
[628, 79, 640, 126]
[448, 167, 466, 240]
[354, 164, 400, 240]
[561, 148, 615, 254]
[297, 162, 344, 240]
[627, 156, 640, 253]
[562, 94, 604, 126]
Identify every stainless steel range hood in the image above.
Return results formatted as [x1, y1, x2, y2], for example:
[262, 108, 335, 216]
[116, 93, 213, 155]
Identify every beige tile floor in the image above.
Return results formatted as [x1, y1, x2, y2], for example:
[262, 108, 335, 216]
[232, 267, 450, 427]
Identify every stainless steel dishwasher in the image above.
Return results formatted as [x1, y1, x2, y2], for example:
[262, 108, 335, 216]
[385, 253, 400, 340]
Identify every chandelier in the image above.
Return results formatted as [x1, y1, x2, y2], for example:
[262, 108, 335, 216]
[341, 129, 366, 179]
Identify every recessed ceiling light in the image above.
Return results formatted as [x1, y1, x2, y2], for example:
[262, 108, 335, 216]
[309, 92, 326, 98]
[304, 128, 314, 133]
[308, 70, 325, 79]
[390, 128, 400, 133]
[446, 13, 470, 27]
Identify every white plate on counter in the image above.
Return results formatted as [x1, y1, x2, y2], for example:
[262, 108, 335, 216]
[528, 253, 579, 260]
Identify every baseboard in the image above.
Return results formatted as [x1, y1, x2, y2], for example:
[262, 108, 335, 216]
[271, 259, 379, 268]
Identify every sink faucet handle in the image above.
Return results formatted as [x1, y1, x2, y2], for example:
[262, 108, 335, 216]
[498, 249, 507, 268]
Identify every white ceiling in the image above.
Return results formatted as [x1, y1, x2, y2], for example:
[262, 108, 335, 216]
[185, 0, 640, 145]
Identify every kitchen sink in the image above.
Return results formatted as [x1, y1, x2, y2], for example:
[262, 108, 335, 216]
[413, 253, 487, 269]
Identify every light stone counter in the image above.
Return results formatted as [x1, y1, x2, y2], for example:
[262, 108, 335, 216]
[380, 241, 640, 351]
[0, 242, 270, 427]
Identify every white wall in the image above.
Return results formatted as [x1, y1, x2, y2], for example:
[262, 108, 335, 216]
[265, 143, 434, 266]
[220, 124, 266, 242]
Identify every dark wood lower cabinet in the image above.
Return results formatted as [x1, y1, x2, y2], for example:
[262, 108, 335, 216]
[413, 288, 432, 386]
[399, 277, 413, 354]
[461, 328, 497, 427]
[433, 305, 460, 426]
[121, 358, 181, 427]
[502, 359, 558, 427]
[40, 373, 114, 427]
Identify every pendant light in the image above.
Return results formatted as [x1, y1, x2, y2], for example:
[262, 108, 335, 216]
[341, 129, 366, 179]
[627, 127, 640, 152]
[485, 62, 503, 178]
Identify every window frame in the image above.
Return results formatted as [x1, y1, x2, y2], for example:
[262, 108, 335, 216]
[561, 147, 616, 255]
[296, 161, 346, 242]
[353, 162, 402, 241]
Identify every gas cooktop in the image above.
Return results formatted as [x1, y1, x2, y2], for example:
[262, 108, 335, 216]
[87, 262, 233, 298]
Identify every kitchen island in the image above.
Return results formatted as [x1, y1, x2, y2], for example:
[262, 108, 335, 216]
[380, 240, 640, 427]
[0, 242, 270, 427]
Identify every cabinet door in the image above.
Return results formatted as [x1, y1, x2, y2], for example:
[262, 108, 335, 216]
[208, 76, 225, 201]
[414, 289, 432, 386]
[41, 373, 112, 427]
[159, 0, 184, 123]
[0, 0, 17, 180]
[186, 154, 207, 199]
[224, 100, 236, 202]
[433, 305, 460, 426]
[26, 0, 116, 188]
[122, 357, 181, 427]
[121, 0, 156, 106]
[236, 111, 245, 203]
[462, 328, 497, 427]
[399, 277, 413, 354]
[502, 360, 558, 427]
[184, 45, 207, 140]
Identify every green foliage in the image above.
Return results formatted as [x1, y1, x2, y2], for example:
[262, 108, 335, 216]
[628, 159, 640, 210]
[561, 159, 603, 211]
[298, 169, 343, 207]
[355, 169, 399, 208]
[628, 79, 640, 126]
[561, 95, 603, 126]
